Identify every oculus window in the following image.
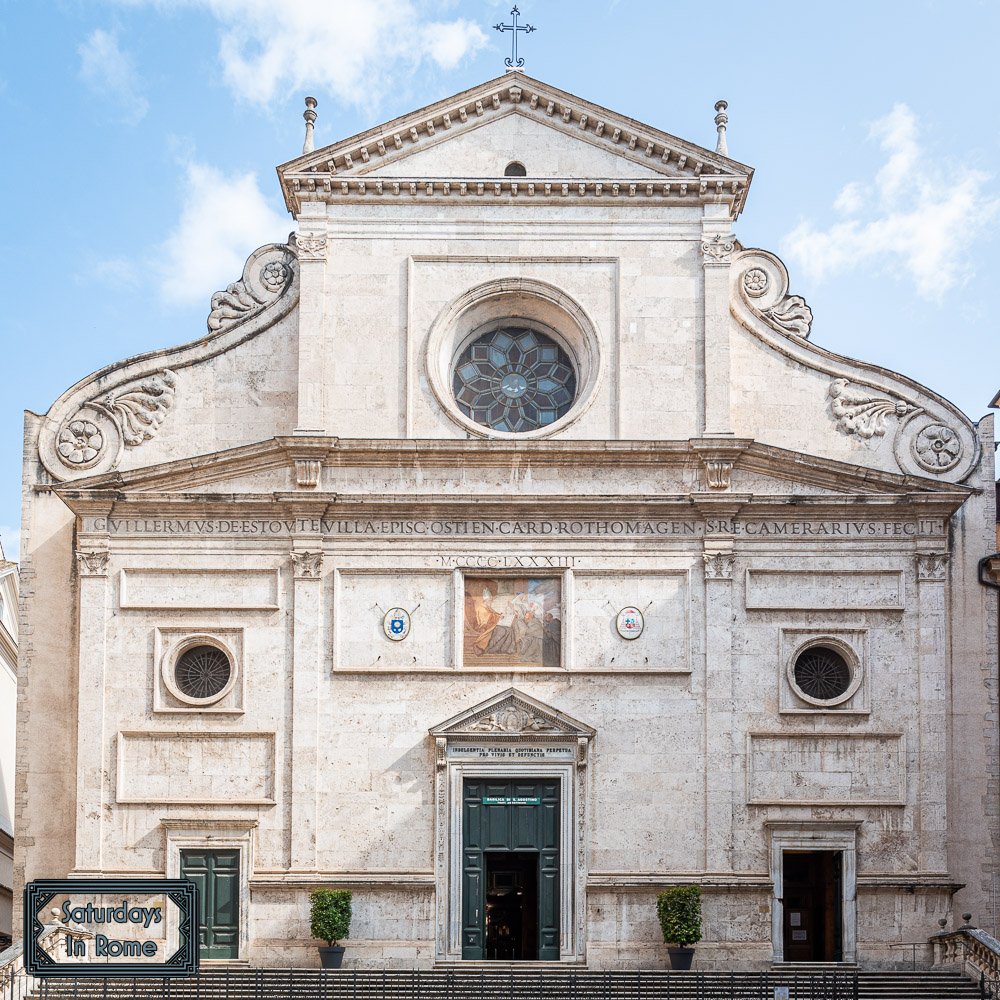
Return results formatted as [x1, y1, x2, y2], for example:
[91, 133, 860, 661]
[791, 645, 853, 703]
[452, 327, 577, 433]
[174, 644, 232, 702]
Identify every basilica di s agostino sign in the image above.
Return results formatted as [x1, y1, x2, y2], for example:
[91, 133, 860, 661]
[14, 66, 996, 972]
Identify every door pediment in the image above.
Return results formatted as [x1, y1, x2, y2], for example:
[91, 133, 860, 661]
[430, 687, 594, 741]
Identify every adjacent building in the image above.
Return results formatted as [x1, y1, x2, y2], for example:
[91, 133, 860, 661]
[13, 72, 999, 969]
[0, 545, 18, 950]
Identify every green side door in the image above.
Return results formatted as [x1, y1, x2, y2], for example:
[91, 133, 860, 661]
[180, 848, 240, 960]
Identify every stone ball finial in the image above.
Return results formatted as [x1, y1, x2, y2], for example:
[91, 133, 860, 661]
[302, 96, 318, 154]
[714, 100, 729, 156]
[961, 912, 974, 928]
[938, 918, 948, 928]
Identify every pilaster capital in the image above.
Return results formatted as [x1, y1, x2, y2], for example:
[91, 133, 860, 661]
[703, 551, 736, 581]
[915, 553, 949, 582]
[291, 550, 324, 579]
[75, 548, 110, 577]
[295, 233, 327, 262]
[701, 233, 737, 266]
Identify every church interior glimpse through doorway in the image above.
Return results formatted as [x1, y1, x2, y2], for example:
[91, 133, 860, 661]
[462, 779, 560, 960]
[782, 850, 843, 962]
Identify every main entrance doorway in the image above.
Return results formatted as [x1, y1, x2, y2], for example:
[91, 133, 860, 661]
[462, 779, 559, 960]
[782, 851, 843, 962]
[180, 848, 240, 960]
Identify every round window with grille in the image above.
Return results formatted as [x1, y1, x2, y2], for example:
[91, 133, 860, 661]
[174, 644, 232, 703]
[789, 643, 859, 706]
[452, 326, 577, 433]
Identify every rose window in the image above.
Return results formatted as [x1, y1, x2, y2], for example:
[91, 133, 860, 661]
[792, 646, 851, 701]
[175, 645, 232, 701]
[452, 327, 577, 433]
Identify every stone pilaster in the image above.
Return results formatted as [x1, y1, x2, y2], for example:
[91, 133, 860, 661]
[289, 547, 324, 868]
[915, 551, 949, 872]
[74, 545, 110, 874]
[703, 548, 736, 873]
[294, 206, 328, 433]
[700, 210, 736, 436]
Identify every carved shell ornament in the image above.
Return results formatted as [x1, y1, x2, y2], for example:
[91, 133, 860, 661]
[39, 244, 298, 480]
[53, 370, 178, 473]
[467, 706, 561, 734]
[731, 249, 979, 483]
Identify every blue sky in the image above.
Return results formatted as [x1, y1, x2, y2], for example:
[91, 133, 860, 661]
[2, 0, 999, 558]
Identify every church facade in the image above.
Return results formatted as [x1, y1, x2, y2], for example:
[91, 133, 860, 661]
[14, 73, 999, 969]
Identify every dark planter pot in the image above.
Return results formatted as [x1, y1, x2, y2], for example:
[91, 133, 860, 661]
[667, 946, 694, 971]
[318, 946, 345, 969]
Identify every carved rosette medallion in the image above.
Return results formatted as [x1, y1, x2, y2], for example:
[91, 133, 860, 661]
[57, 419, 105, 468]
[912, 424, 963, 473]
[743, 267, 768, 297]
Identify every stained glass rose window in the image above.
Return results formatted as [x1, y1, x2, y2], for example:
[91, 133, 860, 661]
[452, 327, 577, 433]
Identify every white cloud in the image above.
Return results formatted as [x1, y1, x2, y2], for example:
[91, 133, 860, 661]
[782, 103, 1000, 302]
[0, 527, 19, 562]
[78, 28, 149, 124]
[119, 0, 487, 109]
[156, 162, 288, 306]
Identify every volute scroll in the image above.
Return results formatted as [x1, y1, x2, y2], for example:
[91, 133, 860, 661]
[38, 243, 299, 481]
[730, 248, 981, 484]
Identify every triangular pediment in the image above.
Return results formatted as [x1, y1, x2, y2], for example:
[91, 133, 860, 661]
[429, 687, 595, 739]
[278, 72, 752, 215]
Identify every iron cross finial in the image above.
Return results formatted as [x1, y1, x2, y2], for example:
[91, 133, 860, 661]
[494, 5, 536, 69]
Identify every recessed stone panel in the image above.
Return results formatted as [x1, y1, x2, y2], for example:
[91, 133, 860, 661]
[747, 733, 905, 805]
[745, 568, 904, 611]
[119, 568, 279, 610]
[116, 731, 275, 804]
[573, 571, 690, 670]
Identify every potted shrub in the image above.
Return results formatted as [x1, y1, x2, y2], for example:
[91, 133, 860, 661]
[310, 888, 352, 968]
[656, 886, 702, 970]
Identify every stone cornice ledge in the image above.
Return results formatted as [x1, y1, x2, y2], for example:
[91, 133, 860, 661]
[250, 871, 434, 890]
[49, 435, 977, 502]
[588, 872, 771, 892]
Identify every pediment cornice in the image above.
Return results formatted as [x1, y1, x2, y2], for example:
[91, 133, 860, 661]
[278, 73, 752, 217]
[429, 687, 595, 740]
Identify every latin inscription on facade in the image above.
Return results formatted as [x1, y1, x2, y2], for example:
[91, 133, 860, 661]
[447, 745, 575, 761]
[84, 517, 947, 539]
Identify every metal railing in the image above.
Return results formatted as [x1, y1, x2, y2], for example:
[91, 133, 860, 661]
[0, 968, 861, 1000]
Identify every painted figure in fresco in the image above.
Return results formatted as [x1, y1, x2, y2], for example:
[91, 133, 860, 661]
[465, 578, 561, 667]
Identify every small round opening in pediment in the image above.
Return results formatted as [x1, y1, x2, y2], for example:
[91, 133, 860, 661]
[504, 161, 527, 177]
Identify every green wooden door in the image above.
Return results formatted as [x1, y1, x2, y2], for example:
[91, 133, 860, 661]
[462, 779, 560, 960]
[180, 849, 240, 960]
